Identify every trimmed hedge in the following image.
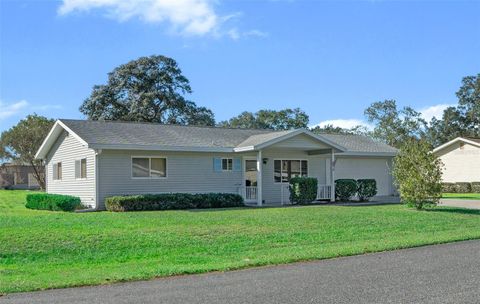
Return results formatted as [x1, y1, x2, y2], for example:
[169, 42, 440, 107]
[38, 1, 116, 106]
[455, 182, 472, 193]
[441, 183, 456, 193]
[289, 177, 318, 204]
[357, 179, 377, 202]
[26, 193, 81, 212]
[335, 179, 357, 201]
[472, 182, 480, 193]
[105, 193, 244, 212]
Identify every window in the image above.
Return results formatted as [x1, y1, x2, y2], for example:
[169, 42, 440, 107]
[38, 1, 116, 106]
[53, 162, 62, 180]
[222, 158, 233, 171]
[75, 158, 87, 179]
[274, 160, 308, 183]
[132, 157, 166, 178]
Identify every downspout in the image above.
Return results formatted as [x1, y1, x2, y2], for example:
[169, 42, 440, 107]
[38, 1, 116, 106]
[94, 149, 102, 211]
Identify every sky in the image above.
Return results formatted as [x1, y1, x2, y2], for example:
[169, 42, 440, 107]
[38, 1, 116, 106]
[1, 0, 479, 132]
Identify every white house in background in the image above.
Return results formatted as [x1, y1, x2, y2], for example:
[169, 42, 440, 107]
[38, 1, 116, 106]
[35, 119, 398, 210]
[433, 137, 480, 183]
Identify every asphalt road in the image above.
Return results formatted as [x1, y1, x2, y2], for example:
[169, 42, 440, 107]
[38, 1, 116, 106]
[3, 240, 480, 304]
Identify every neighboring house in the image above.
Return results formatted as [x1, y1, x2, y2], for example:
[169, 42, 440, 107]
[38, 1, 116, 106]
[432, 137, 480, 183]
[35, 119, 398, 209]
[0, 162, 43, 190]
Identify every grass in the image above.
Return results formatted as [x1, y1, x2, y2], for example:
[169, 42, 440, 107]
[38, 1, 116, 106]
[442, 193, 480, 200]
[2, 190, 480, 294]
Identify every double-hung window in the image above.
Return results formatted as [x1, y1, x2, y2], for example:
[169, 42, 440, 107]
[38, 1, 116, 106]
[222, 158, 233, 171]
[75, 158, 87, 179]
[53, 162, 62, 180]
[274, 160, 308, 183]
[132, 157, 166, 178]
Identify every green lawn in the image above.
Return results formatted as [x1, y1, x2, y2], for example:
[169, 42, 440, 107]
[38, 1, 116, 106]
[2, 190, 480, 294]
[442, 193, 480, 200]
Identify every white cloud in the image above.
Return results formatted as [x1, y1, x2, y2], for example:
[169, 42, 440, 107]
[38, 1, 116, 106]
[312, 119, 372, 130]
[58, 0, 267, 39]
[0, 100, 29, 120]
[418, 103, 454, 122]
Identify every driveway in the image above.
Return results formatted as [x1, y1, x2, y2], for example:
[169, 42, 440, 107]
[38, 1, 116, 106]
[439, 199, 480, 209]
[3, 240, 480, 304]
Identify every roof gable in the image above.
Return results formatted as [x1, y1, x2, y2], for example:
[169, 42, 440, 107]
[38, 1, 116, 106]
[433, 137, 480, 154]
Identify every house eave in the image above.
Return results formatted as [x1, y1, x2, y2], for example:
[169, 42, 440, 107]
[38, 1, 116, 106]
[336, 151, 397, 157]
[432, 137, 480, 154]
[89, 144, 235, 153]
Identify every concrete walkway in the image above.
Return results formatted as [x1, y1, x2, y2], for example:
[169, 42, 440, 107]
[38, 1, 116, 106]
[439, 199, 480, 209]
[3, 240, 480, 304]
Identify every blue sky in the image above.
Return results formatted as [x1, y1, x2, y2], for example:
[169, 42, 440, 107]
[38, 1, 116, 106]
[1, 0, 479, 131]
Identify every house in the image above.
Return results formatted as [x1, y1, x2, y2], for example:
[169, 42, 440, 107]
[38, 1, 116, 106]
[35, 119, 398, 209]
[0, 162, 43, 190]
[432, 137, 480, 183]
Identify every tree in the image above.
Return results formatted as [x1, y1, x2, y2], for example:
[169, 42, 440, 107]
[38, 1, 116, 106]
[364, 100, 428, 148]
[310, 124, 370, 136]
[426, 74, 480, 147]
[0, 114, 54, 190]
[392, 139, 443, 210]
[80, 55, 215, 126]
[218, 108, 309, 130]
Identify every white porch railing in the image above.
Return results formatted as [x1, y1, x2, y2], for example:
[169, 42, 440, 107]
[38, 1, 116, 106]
[239, 186, 258, 201]
[317, 184, 332, 200]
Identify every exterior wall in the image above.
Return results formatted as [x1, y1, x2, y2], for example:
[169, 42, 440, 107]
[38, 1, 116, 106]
[261, 149, 327, 203]
[435, 142, 480, 183]
[46, 131, 96, 207]
[97, 150, 244, 209]
[334, 156, 394, 196]
[268, 134, 331, 150]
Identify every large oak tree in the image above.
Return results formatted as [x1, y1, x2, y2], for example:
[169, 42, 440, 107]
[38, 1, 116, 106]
[80, 55, 215, 126]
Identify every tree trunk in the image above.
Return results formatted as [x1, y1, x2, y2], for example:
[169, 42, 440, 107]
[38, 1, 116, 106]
[30, 160, 46, 191]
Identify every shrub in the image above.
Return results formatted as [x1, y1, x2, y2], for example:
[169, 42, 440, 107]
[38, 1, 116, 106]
[455, 182, 472, 193]
[25, 193, 81, 211]
[105, 193, 244, 212]
[441, 182, 456, 193]
[289, 177, 318, 204]
[471, 182, 480, 193]
[335, 179, 357, 201]
[357, 179, 377, 201]
[392, 139, 443, 210]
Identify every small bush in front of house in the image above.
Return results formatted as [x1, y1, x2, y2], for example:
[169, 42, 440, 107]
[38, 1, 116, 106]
[105, 193, 244, 212]
[455, 182, 472, 193]
[25, 193, 81, 212]
[335, 179, 357, 201]
[441, 183, 457, 193]
[471, 182, 480, 193]
[289, 177, 318, 204]
[357, 179, 377, 201]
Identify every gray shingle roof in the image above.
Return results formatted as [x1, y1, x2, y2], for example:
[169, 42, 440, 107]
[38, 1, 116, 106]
[319, 133, 398, 153]
[60, 119, 273, 148]
[59, 119, 397, 154]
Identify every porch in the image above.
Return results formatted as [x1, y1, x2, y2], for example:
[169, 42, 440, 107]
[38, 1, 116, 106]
[239, 183, 333, 205]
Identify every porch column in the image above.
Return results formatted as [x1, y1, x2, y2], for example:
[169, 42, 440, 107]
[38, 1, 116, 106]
[256, 150, 263, 206]
[330, 149, 335, 202]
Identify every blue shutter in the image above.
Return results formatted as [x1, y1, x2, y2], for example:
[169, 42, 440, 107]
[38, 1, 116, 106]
[213, 157, 222, 172]
[233, 158, 242, 172]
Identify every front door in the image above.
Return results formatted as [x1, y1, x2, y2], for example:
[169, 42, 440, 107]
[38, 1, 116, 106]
[244, 159, 258, 202]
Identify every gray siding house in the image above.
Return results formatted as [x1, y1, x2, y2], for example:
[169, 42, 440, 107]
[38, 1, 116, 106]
[35, 119, 398, 210]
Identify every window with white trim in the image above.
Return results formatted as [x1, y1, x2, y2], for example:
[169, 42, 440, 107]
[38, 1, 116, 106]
[132, 157, 166, 178]
[222, 158, 233, 171]
[274, 160, 308, 183]
[75, 158, 87, 179]
[53, 162, 62, 180]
